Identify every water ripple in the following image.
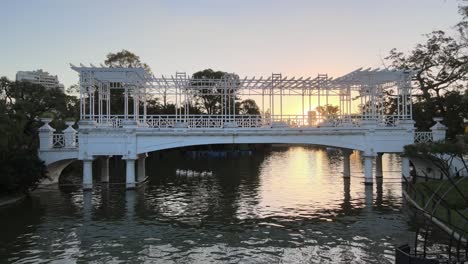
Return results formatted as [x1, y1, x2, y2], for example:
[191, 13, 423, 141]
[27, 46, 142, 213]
[0, 147, 437, 263]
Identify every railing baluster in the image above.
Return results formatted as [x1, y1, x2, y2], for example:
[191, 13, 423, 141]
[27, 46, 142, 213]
[93, 114, 415, 130]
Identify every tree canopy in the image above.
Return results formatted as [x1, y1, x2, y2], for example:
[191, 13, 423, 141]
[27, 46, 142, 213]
[316, 104, 340, 118]
[192, 69, 241, 115]
[0, 78, 77, 193]
[237, 99, 260, 115]
[104, 49, 152, 74]
[386, 31, 468, 100]
[385, 3, 468, 138]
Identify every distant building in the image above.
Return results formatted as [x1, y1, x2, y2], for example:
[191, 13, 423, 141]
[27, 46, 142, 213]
[16, 69, 65, 92]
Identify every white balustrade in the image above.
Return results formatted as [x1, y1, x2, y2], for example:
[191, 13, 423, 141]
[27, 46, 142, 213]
[52, 134, 65, 148]
[414, 132, 433, 143]
[51, 133, 79, 149]
[78, 114, 410, 129]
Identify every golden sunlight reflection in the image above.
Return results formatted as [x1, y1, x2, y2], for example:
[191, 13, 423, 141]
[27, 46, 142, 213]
[235, 146, 404, 220]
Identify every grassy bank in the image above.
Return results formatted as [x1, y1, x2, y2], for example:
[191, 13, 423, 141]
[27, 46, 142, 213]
[411, 178, 468, 234]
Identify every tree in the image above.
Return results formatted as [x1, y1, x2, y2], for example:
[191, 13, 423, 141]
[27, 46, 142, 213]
[316, 104, 340, 118]
[102, 50, 176, 112]
[385, 5, 468, 138]
[1, 79, 71, 143]
[237, 99, 260, 115]
[104, 49, 152, 74]
[456, 1, 468, 43]
[191, 69, 240, 115]
[386, 31, 467, 101]
[0, 78, 76, 193]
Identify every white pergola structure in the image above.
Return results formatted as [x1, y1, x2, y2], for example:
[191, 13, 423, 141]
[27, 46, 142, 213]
[35, 65, 424, 191]
[71, 65, 413, 129]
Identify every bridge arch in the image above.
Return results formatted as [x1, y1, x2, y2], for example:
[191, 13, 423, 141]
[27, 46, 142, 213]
[135, 135, 367, 156]
[41, 159, 77, 185]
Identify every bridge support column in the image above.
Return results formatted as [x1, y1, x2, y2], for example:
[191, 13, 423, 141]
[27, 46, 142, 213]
[83, 159, 93, 190]
[375, 153, 383, 178]
[125, 159, 136, 189]
[363, 154, 375, 185]
[401, 156, 410, 181]
[137, 153, 147, 183]
[342, 150, 352, 178]
[100, 156, 110, 183]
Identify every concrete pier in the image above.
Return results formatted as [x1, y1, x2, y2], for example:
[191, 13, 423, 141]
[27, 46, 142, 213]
[125, 159, 136, 189]
[363, 154, 374, 185]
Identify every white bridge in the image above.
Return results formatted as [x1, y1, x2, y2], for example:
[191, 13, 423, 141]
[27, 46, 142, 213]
[38, 65, 447, 189]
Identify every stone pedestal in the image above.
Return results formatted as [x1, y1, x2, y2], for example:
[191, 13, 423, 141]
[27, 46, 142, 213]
[39, 118, 55, 150]
[63, 121, 77, 148]
[430, 118, 447, 141]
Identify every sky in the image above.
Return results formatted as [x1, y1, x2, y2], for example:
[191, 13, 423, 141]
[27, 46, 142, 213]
[0, 0, 463, 88]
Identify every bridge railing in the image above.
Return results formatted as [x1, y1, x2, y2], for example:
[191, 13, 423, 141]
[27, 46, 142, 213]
[52, 134, 65, 148]
[81, 114, 411, 129]
[52, 133, 79, 148]
[414, 132, 434, 143]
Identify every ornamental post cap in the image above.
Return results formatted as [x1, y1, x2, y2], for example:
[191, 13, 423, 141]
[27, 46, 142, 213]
[431, 118, 447, 130]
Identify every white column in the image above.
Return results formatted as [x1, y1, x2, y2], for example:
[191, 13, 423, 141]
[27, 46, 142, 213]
[126, 159, 136, 189]
[375, 153, 383, 178]
[100, 157, 110, 183]
[402, 156, 410, 180]
[137, 154, 147, 182]
[343, 150, 352, 178]
[38, 118, 55, 150]
[63, 121, 77, 148]
[83, 159, 93, 190]
[363, 154, 374, 185]
[124, 88, 129, 120]
[430, 118, 447, 141]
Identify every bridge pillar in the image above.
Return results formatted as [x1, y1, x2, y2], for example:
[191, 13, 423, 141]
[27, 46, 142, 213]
[38, 118, 55, 150]
[430, 117, 447, 141]
[100, 156, 110, 183]
[363, 154, 375, 185]
[401, 156, 410, 180]
[63, 121, 77, 148]
[342, 149, 352, 178]
[125, 159, 136, 189]
[137, 153, 147, 183]
[83, 159, 93, 190]
[375, 153, 383, 178]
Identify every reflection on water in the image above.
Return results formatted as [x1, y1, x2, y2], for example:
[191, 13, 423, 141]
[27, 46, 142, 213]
[0, 146, 416, 263]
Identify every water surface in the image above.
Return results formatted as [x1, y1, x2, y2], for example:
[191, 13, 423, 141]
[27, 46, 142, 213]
[0, 146, 416, 263]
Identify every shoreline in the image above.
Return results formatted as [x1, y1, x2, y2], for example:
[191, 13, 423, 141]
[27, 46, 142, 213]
[0, 193, 26, 208]
[402, 190, 467, 243]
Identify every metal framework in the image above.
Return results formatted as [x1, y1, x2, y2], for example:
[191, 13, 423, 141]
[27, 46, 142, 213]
[71, 64, 413, 129]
